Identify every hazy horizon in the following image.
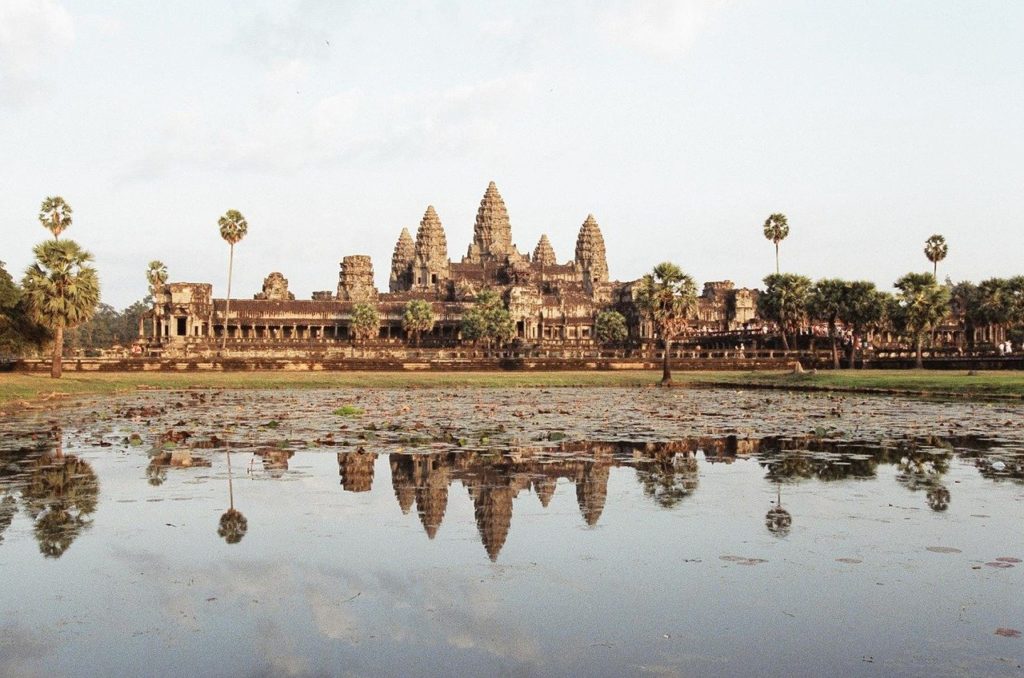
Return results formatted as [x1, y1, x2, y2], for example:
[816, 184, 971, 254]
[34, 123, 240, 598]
[3, 0, 1022, 308]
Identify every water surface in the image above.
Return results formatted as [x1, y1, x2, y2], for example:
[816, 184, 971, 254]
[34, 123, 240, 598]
[1, 387, 1022, 677]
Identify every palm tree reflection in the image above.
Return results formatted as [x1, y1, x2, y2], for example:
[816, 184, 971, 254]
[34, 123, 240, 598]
[22, 439, 99, 558]
[765, 485, 792, 537]
[926, 484, 951, 512]
[217, 446, 247, 544]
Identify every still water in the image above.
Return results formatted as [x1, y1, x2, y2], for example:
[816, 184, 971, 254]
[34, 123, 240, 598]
[0, 387, 1022, 677]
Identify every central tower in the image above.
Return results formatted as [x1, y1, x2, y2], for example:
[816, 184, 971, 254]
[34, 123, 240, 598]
[464, 181, 521, 264]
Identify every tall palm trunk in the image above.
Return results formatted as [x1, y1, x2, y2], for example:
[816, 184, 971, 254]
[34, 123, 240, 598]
[222, 243, 234, 350]
[661, 338, 673, 386]
[780, 328, 789, 351]
[226, 449, 234, 510]
[775, 243, 780, 275]
[915, 336, 924, 369]
[848, 335, 857, 369]
[50, 325, 63, 379]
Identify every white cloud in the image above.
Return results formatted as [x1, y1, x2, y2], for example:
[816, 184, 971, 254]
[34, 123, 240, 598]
[0, 0, 74, 105]
[598, 0, 726, 58]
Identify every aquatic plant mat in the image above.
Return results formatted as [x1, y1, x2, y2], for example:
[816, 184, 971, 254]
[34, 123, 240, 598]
[3, 369, 1024, 410]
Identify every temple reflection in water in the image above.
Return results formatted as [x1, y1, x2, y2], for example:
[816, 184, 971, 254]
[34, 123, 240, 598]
[1, 426, 1021, 562]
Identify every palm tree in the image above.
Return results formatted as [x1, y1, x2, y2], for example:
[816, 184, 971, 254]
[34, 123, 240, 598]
[838, 281, 886, 369]
[757, 273, 812, 351]
[635, 262, 698, 386]
[893, 272, 951, 368]
[402, 299, 435, 346]
[762, 213, 789, 274]
[38, 196, 73, 239]
[809, 278, 847, 369]
[924, 234, 948, 278]
[21, 240, 101, 378]
[217, 210, 248, 349]
[145, 260, 168, 297]
[350, 303, 380, 344]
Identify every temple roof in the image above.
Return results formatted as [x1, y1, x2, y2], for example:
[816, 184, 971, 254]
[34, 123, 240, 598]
[533, 234, 556, 266]
[415, 205, 447, 262]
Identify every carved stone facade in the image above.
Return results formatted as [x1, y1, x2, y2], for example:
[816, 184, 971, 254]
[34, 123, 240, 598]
[148, 181, 762, 355]
[254, 272, 295, 301]
[337, 255, 377, 303]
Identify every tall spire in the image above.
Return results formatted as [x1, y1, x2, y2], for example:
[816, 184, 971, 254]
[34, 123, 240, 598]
[575, 214, 609, 288]
[533, 234, 556, 266]
[389, 227, 415, 292]
[413, 205, 449, 288]
[415, 206, 447, 261]
[466, 181, 516, 263]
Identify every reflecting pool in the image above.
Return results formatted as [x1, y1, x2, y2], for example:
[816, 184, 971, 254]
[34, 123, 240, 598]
[0, 388, 1021, 677]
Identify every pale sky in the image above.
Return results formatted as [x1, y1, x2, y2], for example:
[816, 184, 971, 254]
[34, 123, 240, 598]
[2, 0, 1022, 309]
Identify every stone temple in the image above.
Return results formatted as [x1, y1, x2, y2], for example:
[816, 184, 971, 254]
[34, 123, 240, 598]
[147, 182, 757, 354]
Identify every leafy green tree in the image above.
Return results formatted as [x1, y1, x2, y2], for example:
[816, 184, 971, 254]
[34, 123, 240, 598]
[837, 281, 886, 368]
[762, 213, 789, 274]
[460, 289, 515, 349]
[949, 281, 982, 350]
[594, 310, 628, 345]
[892, 272, 951, 368]
[38, 196, 73, 239]
[21, 240, 101, 378]
[809, 278, 847, 369]
[402, 299, 435, 346]
[350, 303, 380, 344]
[635, 262, 698, 386]
[146, 260, 168, 296]
[69, 302, 118, 354]
[923, 234, 948, 279]
[0, 261, 45, 356]
[757, 273, 812, 351]
[218, 210, 248, 348]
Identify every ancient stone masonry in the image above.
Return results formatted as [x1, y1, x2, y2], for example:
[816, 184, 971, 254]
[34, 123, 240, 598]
[533, 234, 557, 267]
[148, 180, 763, 356]
[464, 181, 524, 265]
[389, 227, 415, 293]
[336, 255, 378, 302]
[412, 206, 449, 292]
[575, 214, 609, 292]
[254, 272, 295, 301]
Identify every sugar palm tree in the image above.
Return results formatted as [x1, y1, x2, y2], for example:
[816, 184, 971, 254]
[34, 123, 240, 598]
[924, 234, 948, 279]
[762, 213, 789, 274]
[22, 240, 101, 378]
[809, 278, 847, 369]
[145, 260, 168, 297]
[38, 196, 73, 239]
[635, 262, 698, 386]
[402, 299, 435, 346]
[218, 210, 248, 349]
[892, 272, 951, 368]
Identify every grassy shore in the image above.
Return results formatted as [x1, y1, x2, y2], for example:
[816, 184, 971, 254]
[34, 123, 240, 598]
[3, 369, 1024, 409]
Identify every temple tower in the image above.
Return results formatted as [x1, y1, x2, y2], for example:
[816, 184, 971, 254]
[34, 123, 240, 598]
[465, 181, 519, 264]
[413, 205, 449, 290]
[533, 234, 556, 267]
[336, 255, 378, 302]
[254, 272, 295, 300]
[389, 227, 415, 292]
[574, 214, 609, 292]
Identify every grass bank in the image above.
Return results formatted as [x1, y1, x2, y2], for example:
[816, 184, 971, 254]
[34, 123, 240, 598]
[2, 369, 1023, 410]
